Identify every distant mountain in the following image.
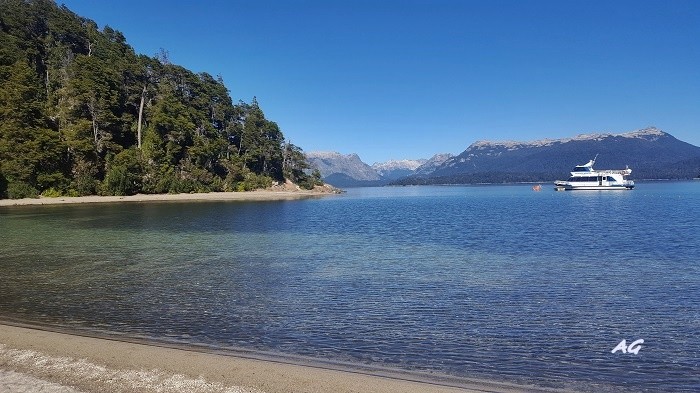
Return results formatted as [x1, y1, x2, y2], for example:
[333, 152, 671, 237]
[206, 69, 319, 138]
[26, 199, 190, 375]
[306, 152, 451, 187]
[394, 127, 700, 185]
[413, 153, 454, 176]
[372, 159, 427, 181]
[305, 152, 382, 187]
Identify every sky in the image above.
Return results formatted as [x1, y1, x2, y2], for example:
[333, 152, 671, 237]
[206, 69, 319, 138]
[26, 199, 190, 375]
[59, 0, 700, 164]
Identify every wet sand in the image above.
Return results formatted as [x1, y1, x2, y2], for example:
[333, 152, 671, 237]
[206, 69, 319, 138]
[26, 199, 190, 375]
[0, 188, 339, 207]
[0, 323, 564, 393]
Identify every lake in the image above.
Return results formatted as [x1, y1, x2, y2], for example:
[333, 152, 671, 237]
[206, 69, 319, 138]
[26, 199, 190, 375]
[1, 182, 699, 392]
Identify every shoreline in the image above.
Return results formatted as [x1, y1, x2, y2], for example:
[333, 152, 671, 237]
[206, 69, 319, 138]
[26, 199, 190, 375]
[0, 188, 340, 207]
[0, 322, 569, 393]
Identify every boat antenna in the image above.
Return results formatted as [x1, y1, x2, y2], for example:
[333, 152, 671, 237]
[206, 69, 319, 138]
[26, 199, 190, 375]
[593, 153, 598, 165]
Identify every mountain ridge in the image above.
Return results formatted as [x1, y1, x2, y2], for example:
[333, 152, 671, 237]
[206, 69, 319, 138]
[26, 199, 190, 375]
[468, 127, 668, 150]
[307, 127, 700, 187]
[305, 152, 381, 182]
[306, 152, 455, 187]
[397, 127, 700, 185]
[372, 159, 427, 181]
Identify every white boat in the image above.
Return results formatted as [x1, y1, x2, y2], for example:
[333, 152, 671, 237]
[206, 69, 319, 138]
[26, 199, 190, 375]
[554, 156, 634, 191]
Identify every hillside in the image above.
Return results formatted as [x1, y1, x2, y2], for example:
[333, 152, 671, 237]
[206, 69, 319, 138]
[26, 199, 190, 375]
[0, 0, 320, 199]
[394, 127, 700, 185]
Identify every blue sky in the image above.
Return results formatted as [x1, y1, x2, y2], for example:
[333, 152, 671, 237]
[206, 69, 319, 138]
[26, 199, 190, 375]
[60, 0, 699, 164]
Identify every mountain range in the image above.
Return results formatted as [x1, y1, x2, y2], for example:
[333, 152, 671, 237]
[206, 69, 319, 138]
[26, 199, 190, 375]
[305, 152, 452, 187]
[308, 128, 700, 187]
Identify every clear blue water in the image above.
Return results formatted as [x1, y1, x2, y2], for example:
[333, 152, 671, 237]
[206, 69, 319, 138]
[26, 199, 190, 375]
[1, 182, 699, 392]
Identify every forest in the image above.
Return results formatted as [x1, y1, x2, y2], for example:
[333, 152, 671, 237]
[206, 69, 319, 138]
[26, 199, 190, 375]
[0, 0, 321, 199]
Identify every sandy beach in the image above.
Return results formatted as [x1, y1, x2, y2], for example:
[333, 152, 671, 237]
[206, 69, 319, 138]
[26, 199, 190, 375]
[0, 187, 340, 207]
[0, 322, 563, 393]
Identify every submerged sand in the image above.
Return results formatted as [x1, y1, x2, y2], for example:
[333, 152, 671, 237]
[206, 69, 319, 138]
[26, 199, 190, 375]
[1, 186, 576, 392]
[0, 323, 566, 393]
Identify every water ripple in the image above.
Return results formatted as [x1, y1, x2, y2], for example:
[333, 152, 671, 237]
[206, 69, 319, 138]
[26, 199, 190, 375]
[1, 183, 699, 392]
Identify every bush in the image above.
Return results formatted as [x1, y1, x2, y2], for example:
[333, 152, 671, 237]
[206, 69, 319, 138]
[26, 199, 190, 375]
[142, 165, 174, 194]
[223, 169, 245, 192]
[70, 159, 98, 196]
[296, 169, 324, 190]
[36, 172, 69, 194]
[7, 182, 39, 199]
[40, 188, 63, 197]
[169, 177, 197, 194]
[210, 176, 223, 192]
[71, 174, 97, 196]
[102, 165, 141, 196]
[239, 173, 272, 191]
[103, 148, 143, 195]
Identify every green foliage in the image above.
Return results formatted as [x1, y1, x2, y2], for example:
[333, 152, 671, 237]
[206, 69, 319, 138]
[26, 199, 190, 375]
[102, 165, 130, 196]
[0, 59, 67, 193]
[239, 172, 273, 191]
[283, 143, 321, 190]
[70, 158, 98, 196]
[101, 147, 143, 195]
[0, 0, 313, 199]
[7, 182, 39, 199]
[298, 169, 324, 190]
[40, 187, 63, 198]
[142, 164, 175, 194]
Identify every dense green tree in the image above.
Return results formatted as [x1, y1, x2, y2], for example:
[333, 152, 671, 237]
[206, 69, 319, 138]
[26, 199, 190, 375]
[102, 147, 143, 195]
[0, 59, 67, 194]
[0, 0, 319, 199]
[237, 98, 284, 179]
[283, 142, 323, 189]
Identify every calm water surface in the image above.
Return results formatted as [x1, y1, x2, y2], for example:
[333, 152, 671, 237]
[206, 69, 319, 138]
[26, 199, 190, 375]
[1, 182, 699, 392]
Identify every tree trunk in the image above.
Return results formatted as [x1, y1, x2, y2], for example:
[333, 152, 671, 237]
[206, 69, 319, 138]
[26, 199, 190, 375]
[88, 99, 98, 146]
[137, 84, 147, 148]
[45, 68, 50, 99]
[92, 118, 98, 145]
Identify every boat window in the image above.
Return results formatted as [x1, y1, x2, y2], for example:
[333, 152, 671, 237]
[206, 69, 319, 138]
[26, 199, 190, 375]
[571, 176, 596, 182]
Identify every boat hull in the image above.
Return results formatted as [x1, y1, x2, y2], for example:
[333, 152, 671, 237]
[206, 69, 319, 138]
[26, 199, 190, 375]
[554, 184, 634, 191]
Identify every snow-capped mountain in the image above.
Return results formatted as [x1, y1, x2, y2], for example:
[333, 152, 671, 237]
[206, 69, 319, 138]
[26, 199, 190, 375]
[395, 127, 700, 184]
[308, 128, 700, 187]
[305, 152, 449, 187]
[467, 127, 669, 151]
[305, 152, 381, 182]
[372, 159, 427, 180]
[413, 153, 454, 175]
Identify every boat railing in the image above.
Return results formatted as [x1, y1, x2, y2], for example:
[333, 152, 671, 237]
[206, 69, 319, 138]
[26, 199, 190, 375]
[596, 169, 632, 176]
